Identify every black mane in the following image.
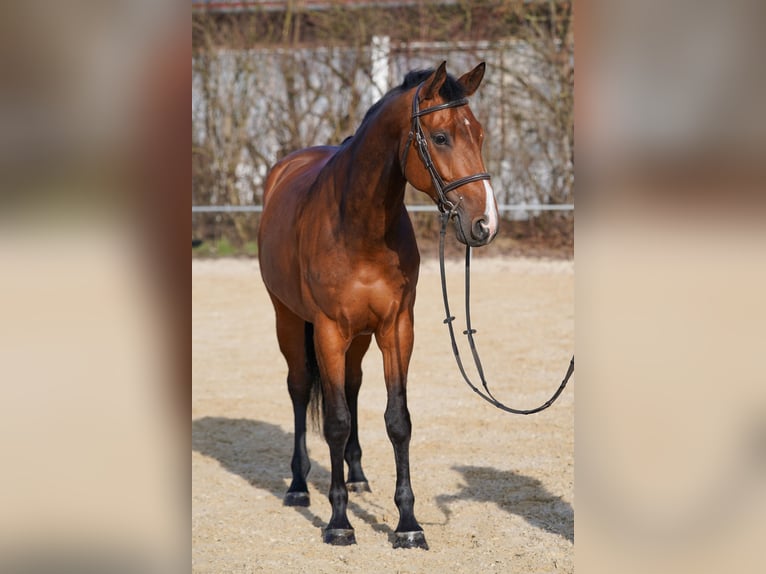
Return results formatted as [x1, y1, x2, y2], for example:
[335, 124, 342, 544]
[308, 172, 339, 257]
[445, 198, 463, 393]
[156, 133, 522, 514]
[355, 67, 466, 132]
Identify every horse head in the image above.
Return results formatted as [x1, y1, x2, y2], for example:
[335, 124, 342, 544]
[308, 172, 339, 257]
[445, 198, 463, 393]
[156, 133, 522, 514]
[401, 62, 499, 247]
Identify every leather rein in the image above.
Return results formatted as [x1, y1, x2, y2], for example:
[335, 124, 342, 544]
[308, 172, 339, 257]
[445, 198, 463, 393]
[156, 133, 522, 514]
[438, 215, 575, 415]
[404, 81, 575, 414]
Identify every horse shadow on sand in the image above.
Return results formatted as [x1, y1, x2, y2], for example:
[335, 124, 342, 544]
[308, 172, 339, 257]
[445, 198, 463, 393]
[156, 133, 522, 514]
[193, 417, 572, 544]
[192, 416, 395, 541]
[435, 465, 573, 543]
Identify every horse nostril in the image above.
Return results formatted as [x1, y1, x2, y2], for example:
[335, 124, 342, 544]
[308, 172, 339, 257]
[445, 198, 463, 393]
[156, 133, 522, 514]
[471, 217, 490, 241]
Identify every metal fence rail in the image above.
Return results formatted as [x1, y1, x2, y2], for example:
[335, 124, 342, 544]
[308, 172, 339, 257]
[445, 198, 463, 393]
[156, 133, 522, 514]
[192, 204, 574, 213]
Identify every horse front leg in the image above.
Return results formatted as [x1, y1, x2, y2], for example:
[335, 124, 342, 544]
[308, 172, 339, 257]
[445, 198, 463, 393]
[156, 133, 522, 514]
[313, 317, 356, 545]
[376, 313, 429, 550]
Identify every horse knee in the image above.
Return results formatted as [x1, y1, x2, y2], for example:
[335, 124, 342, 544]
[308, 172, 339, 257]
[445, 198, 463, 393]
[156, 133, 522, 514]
[384, 405, 412, 444]
[324, 410, 351, 445]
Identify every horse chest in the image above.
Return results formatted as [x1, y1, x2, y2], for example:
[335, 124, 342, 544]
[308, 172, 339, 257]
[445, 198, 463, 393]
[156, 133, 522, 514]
[307, 266, 413, 337]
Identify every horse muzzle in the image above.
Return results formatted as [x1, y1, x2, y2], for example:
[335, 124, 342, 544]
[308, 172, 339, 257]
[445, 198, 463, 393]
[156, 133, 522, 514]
[452, 210, 497, 247]
[447, 180, 498, 247]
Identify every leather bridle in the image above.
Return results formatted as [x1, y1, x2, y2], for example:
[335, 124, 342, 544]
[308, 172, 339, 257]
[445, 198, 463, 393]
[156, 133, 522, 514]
[400, 83, 492, 215]
[403, 84, 574, 416]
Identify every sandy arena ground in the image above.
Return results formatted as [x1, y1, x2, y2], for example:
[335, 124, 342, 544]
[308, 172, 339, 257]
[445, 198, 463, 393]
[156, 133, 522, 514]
[192, 256, 574, 573]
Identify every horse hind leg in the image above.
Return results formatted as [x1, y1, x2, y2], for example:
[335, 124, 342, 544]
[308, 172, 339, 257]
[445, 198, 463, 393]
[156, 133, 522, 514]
[270, 296, 316, 507]
[344, 334, 372, 493]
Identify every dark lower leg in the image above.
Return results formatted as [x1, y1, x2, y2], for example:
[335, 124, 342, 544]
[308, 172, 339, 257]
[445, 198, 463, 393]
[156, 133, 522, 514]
[285, 375, 312, 506]
[314, 319, 356, 544]
[344, 390, 369, 487]
[385, 391, 421, 534]
[344, 335, 371, 488]
[271, 301, 313, 506]
[287, 400, 310, 493]
[324, 400, 354, 538]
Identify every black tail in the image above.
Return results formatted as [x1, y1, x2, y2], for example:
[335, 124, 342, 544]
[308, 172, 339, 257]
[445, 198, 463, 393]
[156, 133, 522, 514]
[304, 322, 324, 432]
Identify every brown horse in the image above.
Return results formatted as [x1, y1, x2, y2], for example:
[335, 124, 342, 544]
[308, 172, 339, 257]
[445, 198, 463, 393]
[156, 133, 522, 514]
[257, 62, 498, 549]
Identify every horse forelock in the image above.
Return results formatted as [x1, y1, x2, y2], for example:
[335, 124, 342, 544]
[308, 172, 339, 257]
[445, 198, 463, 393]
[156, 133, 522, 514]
[400, 68, 466, 101]
[356, 68, 466, 132]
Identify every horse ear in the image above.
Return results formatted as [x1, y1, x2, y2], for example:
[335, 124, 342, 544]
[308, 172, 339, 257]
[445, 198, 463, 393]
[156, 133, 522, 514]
[457, 62, 486, 97]
[421, 61, 448, 101]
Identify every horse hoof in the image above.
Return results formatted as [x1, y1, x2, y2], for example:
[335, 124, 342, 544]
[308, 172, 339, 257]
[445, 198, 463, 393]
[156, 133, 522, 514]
[283, 491, 310, 507]
[393, 531, 429, 550]
[323, 528, 356, 546]
[346, 481, 371, 493]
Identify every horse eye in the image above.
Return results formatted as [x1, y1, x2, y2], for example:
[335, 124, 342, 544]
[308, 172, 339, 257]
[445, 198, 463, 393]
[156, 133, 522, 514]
[431, 133, 449, 146]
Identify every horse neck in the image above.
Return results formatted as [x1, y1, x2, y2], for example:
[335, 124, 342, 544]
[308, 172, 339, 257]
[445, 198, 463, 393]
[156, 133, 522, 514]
[334, 102, 408, 244]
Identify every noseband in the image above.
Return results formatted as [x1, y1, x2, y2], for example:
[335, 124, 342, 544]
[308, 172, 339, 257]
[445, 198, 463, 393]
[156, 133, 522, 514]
[401, 83, 492, 214]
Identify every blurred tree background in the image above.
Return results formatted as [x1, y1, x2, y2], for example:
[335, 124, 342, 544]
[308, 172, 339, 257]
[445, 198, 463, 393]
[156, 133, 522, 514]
[192, 1, 573, 256]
